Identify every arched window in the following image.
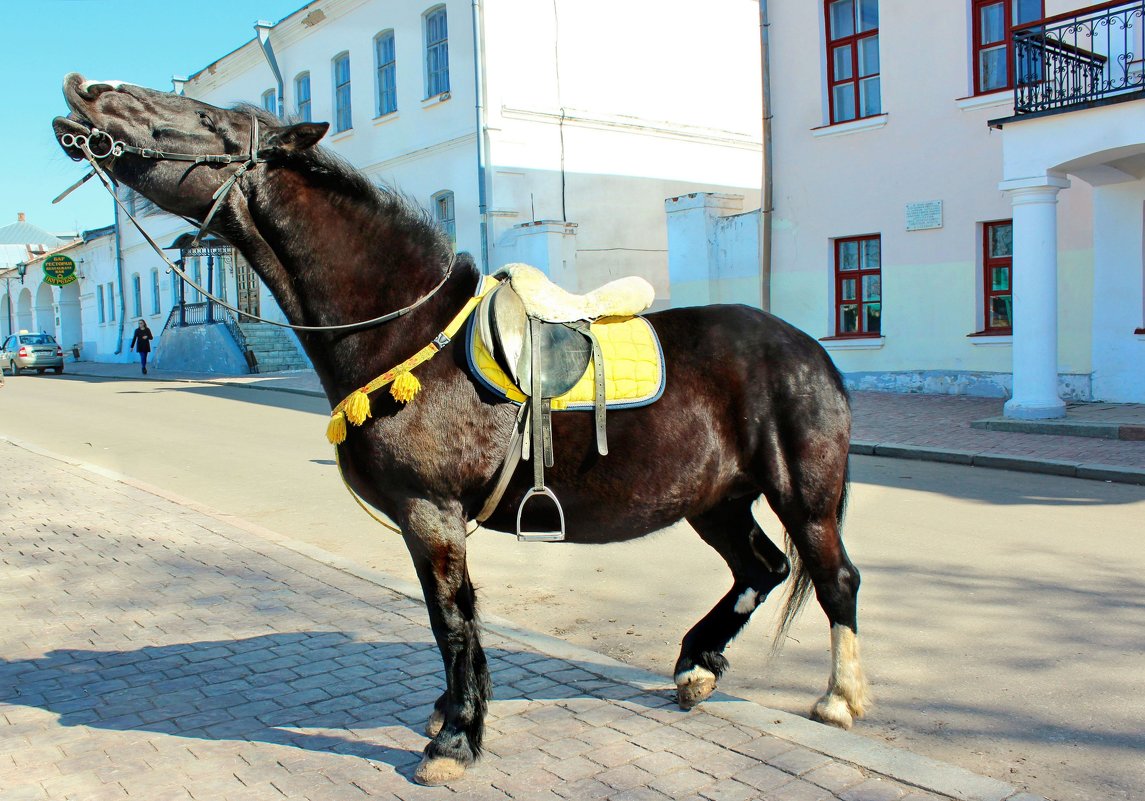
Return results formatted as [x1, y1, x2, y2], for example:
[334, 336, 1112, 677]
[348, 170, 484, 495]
[375, 31, 397, 116]
[432, 190, 456, 245]
[424, 6, 449, 97]
[295, 72, 312, 122]
[261, 88, 277, 116]
[333, 52, 353, 132]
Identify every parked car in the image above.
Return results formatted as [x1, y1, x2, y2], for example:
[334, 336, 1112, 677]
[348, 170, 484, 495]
[1, 332, 65, 375]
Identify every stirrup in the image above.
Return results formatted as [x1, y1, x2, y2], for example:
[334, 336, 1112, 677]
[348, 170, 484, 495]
[515, 486, 566, 542]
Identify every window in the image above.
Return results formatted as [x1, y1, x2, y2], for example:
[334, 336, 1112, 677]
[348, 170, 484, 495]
[825, 0, 880, 124]
[97, 285, 106, 324]
[425, 6, 450, 97]
[333, 52, 352, 133]
[433, 190, 456, 244]
[973, 0, 1043, 94]
[834, 235, 882, 336]
[106, 283, 116, 321]
[295, 73, 312, 122]
[375, 31, 398, 116]
[261, 89, 277, 116]
[170, 268, 180, 306]
[131, 274, 142, 318]
[983, 220, 1013, 332]
[151, 269, 161, 315]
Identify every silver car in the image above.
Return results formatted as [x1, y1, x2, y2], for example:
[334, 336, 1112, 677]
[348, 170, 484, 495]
[1, 332, 65, 375]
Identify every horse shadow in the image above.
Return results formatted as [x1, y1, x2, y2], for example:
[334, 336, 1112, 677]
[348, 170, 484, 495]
[0, 631, 677, 782]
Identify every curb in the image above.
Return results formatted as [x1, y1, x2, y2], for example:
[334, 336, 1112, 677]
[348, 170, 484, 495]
[2, 434, 1045, 801]
[849, 441, 1145, 486]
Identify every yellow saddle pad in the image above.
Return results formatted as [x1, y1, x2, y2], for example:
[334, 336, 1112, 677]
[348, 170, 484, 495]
[466, 315, 666, 410]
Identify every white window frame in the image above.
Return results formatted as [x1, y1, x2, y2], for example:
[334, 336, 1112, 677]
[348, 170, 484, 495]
[375, 30, 398, 117]
[432, 190, 456, 244]
[424, 6, 450, 98]
[333, 52, 353, 133]
[295, 72, 312, 122]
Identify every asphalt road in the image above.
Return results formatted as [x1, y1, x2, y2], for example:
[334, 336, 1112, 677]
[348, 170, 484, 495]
[2, 372, 1142, 801]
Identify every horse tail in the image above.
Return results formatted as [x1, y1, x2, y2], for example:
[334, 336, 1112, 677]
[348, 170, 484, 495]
[773, 460, 850, 652]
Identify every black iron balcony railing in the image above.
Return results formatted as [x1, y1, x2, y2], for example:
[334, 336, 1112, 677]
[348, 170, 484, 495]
[1014, 0, 1145, 115]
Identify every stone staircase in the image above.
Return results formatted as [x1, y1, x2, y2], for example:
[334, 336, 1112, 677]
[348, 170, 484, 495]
[236, 322, 309, 373]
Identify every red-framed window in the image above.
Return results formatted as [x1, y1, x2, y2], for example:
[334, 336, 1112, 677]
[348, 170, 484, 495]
[972, 0, 1044, 94]
[834, 235, 882, 336]
[983, 220, 1013, 333]
[825, 0, 880, 124]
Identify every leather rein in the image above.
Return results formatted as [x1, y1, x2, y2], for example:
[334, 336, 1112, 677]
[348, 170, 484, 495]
[56, 113, 454, 333]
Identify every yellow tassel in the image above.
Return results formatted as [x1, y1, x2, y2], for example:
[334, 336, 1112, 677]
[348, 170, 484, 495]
[344, 390, 372, 426]
[326, 411, 348, 445]
[390, 371, 421, 403]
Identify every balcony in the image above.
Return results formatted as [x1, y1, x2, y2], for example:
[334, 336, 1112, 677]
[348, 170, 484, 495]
[1013, 0, 1145, 116]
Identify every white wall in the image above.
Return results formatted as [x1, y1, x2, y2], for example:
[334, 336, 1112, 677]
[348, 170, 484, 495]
[765, 0, 1097, 396]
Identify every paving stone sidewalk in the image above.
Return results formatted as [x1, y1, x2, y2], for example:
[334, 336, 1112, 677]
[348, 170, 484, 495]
[0, 440, 1043, 801]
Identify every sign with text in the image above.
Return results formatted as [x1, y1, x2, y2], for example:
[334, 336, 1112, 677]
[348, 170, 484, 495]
[42, 254, 78, 286]
[906, 200, 943, 231]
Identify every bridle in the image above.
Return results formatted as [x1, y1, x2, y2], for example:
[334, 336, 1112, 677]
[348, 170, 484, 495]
[56, 113, 455, 333]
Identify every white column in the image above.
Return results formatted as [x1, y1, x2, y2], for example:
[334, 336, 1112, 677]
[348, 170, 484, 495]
[1000, 176, 1069, 420]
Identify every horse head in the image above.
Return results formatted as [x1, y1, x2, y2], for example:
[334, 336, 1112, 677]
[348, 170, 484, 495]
[53, 72, 328, 227]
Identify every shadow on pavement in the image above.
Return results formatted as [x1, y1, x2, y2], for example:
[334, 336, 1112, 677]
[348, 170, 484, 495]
[0, 631, 677, 784]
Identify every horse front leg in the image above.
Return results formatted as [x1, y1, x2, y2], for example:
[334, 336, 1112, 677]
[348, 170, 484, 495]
[401, 499, 491, 785]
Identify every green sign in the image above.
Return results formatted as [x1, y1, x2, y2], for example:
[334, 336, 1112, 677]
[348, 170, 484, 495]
[43, 254, 78, 286]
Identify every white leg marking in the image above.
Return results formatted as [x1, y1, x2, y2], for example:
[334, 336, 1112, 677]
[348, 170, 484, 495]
[811, 624, 870, 729]
[673, 665, 716, 686]
[733, 588, 759, 615]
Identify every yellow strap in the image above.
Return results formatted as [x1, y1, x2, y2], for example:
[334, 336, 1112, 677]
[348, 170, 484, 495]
[330, 275, 499, 418]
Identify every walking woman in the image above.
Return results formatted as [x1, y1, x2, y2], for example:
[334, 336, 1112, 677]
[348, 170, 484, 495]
[130, 319, 154, 374]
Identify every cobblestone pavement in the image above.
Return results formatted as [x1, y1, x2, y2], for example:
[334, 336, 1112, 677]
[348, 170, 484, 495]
[0, 440, 1043, 801]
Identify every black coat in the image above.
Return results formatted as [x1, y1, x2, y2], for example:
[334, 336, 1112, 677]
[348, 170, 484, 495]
[130, 327, 153, 353]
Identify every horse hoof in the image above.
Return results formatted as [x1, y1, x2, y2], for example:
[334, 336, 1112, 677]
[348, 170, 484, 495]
[414, 755, 466, 786]
[425, 708, 445, 738]
[811, 693, 854, 729]
[675, 666, 717, 710]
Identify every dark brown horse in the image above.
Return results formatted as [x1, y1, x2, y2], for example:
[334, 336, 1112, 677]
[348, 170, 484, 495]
[54, 73, 868, 785]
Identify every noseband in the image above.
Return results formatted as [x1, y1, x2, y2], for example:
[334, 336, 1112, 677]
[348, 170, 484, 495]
[59, 113, 266, 247]
[56, 113, 455, 333]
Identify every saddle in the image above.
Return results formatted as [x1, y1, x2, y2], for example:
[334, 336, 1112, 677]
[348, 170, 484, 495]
[471, 264, 658, 541]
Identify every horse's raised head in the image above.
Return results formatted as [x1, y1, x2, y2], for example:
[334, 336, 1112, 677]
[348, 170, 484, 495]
[53, 73, 328, 224]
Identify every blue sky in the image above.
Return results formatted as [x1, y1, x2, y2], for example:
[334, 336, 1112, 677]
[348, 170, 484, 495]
[0, 0, 307, 237]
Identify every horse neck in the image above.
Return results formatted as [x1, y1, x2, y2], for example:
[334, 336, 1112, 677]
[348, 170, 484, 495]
[225, 168, 476, 401]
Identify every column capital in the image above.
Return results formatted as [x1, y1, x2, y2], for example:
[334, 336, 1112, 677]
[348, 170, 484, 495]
[998, 175, 1071, 196]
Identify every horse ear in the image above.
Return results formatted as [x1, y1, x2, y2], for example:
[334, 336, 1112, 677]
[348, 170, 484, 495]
[262, 122, 329, 154]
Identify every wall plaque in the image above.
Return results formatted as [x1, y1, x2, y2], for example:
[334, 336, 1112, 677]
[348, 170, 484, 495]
[906, 200, 943, 231]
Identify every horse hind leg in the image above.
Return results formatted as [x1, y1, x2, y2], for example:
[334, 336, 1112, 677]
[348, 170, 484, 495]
[674, 498, 790, 710]
[780, 503, 870, 729]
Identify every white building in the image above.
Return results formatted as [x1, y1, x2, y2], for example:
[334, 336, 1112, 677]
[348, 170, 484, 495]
[669, 0, 1145, 411]
[55, 0, 765, 371]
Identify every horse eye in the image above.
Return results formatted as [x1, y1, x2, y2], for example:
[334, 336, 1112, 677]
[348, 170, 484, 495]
[197, 112, 216, 131]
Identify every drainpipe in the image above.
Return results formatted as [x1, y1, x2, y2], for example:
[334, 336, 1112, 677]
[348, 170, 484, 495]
[471, 0, 490, 272]
[113, 189, 127, 354]
[759, 0, 773, 312]
[255, 20, 285, 118]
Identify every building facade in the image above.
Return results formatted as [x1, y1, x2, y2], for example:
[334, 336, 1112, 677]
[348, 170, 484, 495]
[758, 0, 1145, 409]
[41, 0, 764, 370]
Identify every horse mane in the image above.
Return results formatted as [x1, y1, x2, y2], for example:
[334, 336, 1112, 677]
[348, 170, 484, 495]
[238, 104, 454, 266]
